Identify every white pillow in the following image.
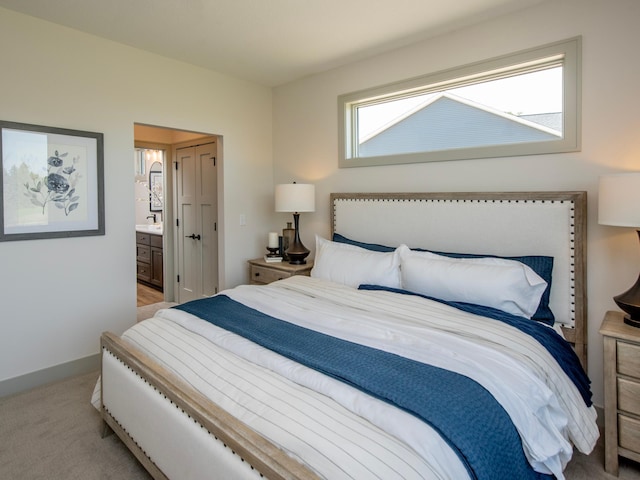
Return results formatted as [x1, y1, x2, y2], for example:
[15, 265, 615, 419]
[397, 245, 547, 318]
[311, 235, 401, 288]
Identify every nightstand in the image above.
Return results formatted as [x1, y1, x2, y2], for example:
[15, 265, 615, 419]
[247, 258, 313, 285]
[601, 310, 640, 475]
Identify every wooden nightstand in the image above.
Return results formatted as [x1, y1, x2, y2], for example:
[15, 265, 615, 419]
[247, 258, 313, 285]
[601, 310, 640, 475]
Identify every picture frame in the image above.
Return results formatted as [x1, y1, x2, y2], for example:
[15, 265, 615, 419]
[0, 120, 105, 241]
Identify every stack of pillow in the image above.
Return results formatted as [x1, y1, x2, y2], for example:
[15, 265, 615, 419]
[310, 234, 554, 324]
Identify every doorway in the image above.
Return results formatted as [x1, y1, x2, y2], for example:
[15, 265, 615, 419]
[134, 146, 166, 305]
[133, 124, 220, 306]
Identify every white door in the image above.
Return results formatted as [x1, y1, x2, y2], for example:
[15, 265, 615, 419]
[175, 141, 218, 303]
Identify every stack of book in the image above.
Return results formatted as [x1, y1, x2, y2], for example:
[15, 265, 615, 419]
[264, 255, 283, 263]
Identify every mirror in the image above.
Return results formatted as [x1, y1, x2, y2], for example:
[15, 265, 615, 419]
[149, 161, 163, 212]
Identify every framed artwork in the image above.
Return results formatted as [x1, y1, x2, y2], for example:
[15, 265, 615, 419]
[0, 120, 105, 241]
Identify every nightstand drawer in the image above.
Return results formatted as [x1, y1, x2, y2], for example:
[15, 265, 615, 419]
[618, 377, 640, 416]
[251, 265, 291, 284]
[618, 341, 640, 378]
[601, 310, 640, 475]
[619, 414, 640, 454]
[247, 258, 313, 285]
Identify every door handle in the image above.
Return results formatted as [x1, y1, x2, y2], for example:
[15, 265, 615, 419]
[185, 233, 201, 240]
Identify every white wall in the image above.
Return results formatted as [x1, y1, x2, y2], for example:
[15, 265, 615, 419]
[0, 8, 273, 386]
[273, 0, 640, 408]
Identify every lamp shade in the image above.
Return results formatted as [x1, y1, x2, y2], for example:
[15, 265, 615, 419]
[275, 183, 315, 213]
[598, 173, 640, 228]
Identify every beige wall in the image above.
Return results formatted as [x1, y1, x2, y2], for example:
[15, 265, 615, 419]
[2, 0, 639, 406]
[0, 7, 273, 386]
[273, 0, 640, 407]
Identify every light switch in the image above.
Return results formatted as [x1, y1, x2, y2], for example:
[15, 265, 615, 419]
[239, 214, 246, 226]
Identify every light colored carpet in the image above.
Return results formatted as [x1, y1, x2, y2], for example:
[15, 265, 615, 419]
[2, 370, 640, 479]
[1, 307, 640, 479]
[136, 301, 177, 322]
[0, 370, 151, 480]
[564, 426, 640, 480]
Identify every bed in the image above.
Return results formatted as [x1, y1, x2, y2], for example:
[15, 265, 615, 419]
[97, 191, 597, 480]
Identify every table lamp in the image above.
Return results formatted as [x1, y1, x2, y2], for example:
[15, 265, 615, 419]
[599, 173, 640, 327]
[275, 183, 315, 264]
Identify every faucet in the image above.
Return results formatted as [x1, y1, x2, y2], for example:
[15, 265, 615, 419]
[146, 214, 157, 223]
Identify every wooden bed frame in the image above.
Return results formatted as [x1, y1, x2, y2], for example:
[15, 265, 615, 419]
[101, 190, 588, 479]
[101, 332, 319, 480]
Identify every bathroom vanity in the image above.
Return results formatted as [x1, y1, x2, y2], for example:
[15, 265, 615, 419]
[136, 225, 163, 291]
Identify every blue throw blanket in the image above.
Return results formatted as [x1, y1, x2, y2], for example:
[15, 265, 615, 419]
[358, 284, 592, 407]
[175, 295, 551, 480]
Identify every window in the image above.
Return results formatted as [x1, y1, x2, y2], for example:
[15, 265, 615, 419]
[338, 37, 581, 167]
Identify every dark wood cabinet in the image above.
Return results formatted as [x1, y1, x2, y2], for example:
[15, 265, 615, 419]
[137, 232, 163, 291]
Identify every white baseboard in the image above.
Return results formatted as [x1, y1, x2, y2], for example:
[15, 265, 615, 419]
[0, 353, 100, 398]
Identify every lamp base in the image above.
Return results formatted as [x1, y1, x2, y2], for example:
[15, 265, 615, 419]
[287, 252, 309, 265]
[624, 315, 640, 328]
[615, 231, 640, 327]
[615, 276, 640, 327]
[286, 212, 309, 264]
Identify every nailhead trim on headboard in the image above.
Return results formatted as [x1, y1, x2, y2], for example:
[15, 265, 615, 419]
[330, 191, 587, 370]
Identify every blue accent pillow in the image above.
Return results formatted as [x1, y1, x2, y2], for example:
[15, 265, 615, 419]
[333, 232, 555, 325]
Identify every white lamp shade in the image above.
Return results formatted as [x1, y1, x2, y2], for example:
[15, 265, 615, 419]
[598, 173, 640, 227]
[275, 184, 315, 213]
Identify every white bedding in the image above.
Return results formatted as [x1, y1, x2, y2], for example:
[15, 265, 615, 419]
[107, 276, 598, 480]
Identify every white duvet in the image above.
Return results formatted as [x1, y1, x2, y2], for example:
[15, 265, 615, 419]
[114, 276, 598, 480]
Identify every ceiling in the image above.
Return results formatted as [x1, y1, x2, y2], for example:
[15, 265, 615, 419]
[0, 0, 545, 87]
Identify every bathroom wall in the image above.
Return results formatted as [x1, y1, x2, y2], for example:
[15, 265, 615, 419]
[134, 149, 164, 226]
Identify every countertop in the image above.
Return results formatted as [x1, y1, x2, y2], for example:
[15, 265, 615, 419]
[135, 224, 163, 235]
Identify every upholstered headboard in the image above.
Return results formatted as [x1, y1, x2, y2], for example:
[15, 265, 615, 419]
[330, 191, 588, 370]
